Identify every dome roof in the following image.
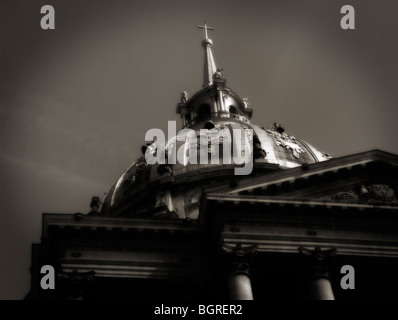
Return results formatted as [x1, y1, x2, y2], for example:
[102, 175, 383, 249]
[99, 24, 331, 216]
[101, 114, 331, 213]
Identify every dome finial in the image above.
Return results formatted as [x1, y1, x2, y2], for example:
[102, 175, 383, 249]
[198, 21, 214, 40]
[198, 22, 217, 87]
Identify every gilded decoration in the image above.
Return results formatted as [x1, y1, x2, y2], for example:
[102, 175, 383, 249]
[265, 126, 305, 159]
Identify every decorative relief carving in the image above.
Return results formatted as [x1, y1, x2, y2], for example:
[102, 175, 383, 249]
[367, 184, 395, 202]
[299, 247, 337, 262]
[298, 247, 337, 279]
[265, 125, 305, 159]
[321, 184, 397, 205]
[334, 191, 359, 204]
[221, 243, 257, 276]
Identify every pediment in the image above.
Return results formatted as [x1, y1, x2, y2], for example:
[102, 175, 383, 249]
[206, 150, 398, 207]
[319, 184, 397, 206]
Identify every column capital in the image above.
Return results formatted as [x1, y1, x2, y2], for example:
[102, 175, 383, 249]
[221, 243, 257, 277]
[298, 246, 337, 261]
[298, 246, 337, 279]
[58, 269, 96, 300]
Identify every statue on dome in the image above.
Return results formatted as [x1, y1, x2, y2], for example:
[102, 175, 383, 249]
[271, 122, 285, 134]
[243, 98, 249, 109]
[181, 91, 188, 103]
[88, 196, 101, 215]
[213, 68, 223, 79]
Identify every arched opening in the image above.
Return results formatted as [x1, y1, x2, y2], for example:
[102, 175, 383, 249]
[196, 104, 211, 122]
[229, 105, 238, 114]
[204, 121, 215, 129]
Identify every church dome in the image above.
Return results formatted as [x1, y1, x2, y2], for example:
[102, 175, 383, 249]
[100, 23, 331, 216]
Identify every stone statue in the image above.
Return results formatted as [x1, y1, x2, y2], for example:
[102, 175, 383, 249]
[243, 98, 249, 109]
[181, 91, 188, 103]
[213, 68, 223, 79]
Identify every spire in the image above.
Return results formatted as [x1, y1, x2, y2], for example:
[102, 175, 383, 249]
[198, 22, 217, 87]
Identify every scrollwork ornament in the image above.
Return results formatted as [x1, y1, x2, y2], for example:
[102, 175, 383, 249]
[335, 191, 359, 204]
[265, 127, 305, 159]
[367, 184, 395, 202]
[321, 184, 397, 205]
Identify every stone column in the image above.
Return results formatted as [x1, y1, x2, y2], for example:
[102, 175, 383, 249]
[212, 99, 218, 114]
[221, 243, 257, 300]
[298, 247, 337, 300]
[218, 88, 226, 112]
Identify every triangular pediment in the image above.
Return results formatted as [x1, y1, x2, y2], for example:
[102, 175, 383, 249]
[205, 150, 398, 207]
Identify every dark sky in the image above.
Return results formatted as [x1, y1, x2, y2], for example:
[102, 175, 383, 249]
[1, 0, 398, 299]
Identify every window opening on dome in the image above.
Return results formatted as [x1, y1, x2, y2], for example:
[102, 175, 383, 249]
[229, 106, 238, 114]
[197, 104, 211, 122]
[204, 121, 215, 129]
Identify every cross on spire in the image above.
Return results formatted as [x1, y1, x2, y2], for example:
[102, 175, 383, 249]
[198, 22, 214, 39]
[198, 22, 217, 87]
